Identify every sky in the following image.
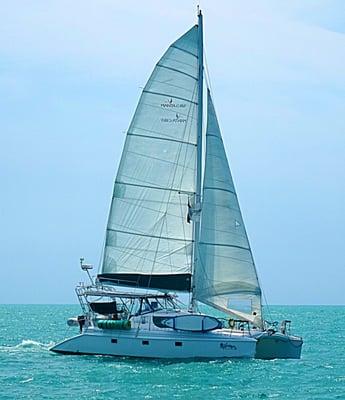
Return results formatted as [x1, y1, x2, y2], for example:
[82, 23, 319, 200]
[1, 0, 344, 304]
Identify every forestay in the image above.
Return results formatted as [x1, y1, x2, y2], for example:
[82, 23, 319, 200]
[99, 26, 199, 291]
[194, 91, 262, 325]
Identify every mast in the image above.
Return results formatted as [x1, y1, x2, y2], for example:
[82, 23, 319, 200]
[190, 8, 203, 309]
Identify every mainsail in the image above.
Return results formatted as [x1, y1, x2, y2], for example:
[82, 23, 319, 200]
[99, 17, 262, 324]
[98, 26, 199, 291]
[194, 91, 262, 323]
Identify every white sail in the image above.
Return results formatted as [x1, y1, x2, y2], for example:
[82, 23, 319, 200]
[195, 91, 262, 323]
[99, 26, 199, 291]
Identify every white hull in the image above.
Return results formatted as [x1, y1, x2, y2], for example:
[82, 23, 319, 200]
[50, 327, 256, 359]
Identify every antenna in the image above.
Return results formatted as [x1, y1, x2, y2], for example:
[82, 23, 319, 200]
[80, 257, 94, 285]
[197, 4, 202, 16]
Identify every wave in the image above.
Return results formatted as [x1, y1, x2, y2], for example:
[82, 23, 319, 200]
[0, 339, 55, 352]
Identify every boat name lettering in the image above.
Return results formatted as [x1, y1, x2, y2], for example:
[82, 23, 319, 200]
[220, 342, 237, 350]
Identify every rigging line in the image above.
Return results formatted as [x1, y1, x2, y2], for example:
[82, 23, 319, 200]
[143, 90, 198, 106]
[261, 288, 273, 324]
[156, 63, 197, 81]
[146, 212, 168, 291]
[203, 45, 213, 96]
[121, 199, 176, 267]
[178, 192, 190, 269]
[110, 242, 190, 255]
[115, 177, 157, 267]
[98, 230, 106, 274]
[106, 228, 193, 244]
[116, 178, 195, 196]
[115, 198, 192, 220]
[164, 216, 174, 275]
[107, 245, 189, 272]
[128, 213, 165, 273]
[114, 194, 185, 206]
[109, 204, 168, 264]
[127, 132, 196, 147]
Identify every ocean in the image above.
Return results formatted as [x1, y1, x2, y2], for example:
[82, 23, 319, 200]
[0, 305, 344, 399]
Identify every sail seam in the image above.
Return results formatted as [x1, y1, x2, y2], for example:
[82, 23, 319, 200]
[203, 186, 236, 195]
[126, 149, 195, 170]
[143, 90, 198, 106]
[199, 241, 250, 251]
[206, 133, 222, 140]
[156, 63, 197, 81]
[128, 126, 196, 142]
[114, 180, 195, 196]
[127, 133, 196, 147]
[107, 228, 193, 243]
[171, 44, 198, 58]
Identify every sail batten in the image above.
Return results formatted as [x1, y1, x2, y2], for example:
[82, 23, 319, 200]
[100, 26, 199, 291]
[200, 242, 250, 251]
[194, 90, 262, 320]
[142, 90, 198, 105]
[171, 44, 198, 58]
[127, 133, 196, 147]
[203, 186, 237, 195]
[156, 64, 197, 80]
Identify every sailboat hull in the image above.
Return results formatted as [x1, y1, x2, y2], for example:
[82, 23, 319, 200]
[50, 328, 256, 359]
[254, 332, 303, 359]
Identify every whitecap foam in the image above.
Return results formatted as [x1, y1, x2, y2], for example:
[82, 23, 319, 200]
[0, 339, 55, 352]
[20, 377, 34, 384]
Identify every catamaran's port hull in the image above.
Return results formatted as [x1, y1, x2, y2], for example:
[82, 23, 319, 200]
[254, 332, 303, 359]
[50, 330, 256, 359]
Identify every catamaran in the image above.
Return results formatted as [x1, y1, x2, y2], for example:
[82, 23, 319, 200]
[51, 9, 302, 359]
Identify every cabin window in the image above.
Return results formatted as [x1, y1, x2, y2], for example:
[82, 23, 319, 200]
[111, 338, 117, 344]
[142, 340, 149, 345]
[175, 341, 183, 347]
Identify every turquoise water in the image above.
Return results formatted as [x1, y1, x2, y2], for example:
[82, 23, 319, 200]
[1, 305, 344, 399]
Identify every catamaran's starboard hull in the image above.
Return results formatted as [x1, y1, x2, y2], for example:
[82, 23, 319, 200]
[50, 330, 256, 359]
[254, 332, 303, 359]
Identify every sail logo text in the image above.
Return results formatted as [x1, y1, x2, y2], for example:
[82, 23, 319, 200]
[161, 98, 186, 109]
[161, 113, 187, 123]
